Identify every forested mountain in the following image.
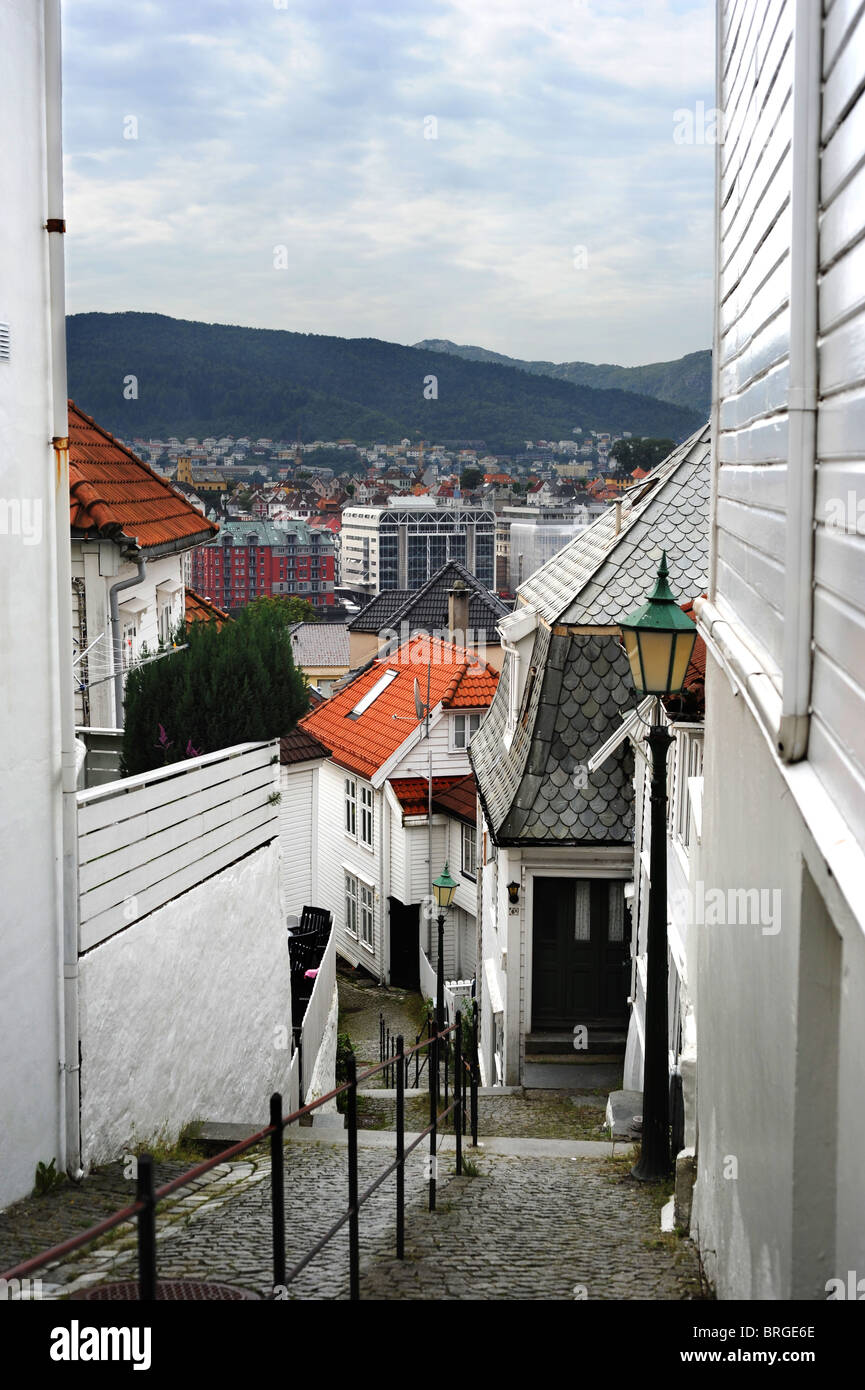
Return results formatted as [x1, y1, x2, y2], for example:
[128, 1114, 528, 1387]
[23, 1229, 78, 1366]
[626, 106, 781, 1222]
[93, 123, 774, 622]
[414, 339, 712, 417]
[66, 313, 704, 451]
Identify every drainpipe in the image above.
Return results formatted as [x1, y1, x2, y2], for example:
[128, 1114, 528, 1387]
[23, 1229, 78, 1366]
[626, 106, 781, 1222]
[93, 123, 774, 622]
[44, 0, 83, 1180]
[778, 0, 821, 763]
[109, 549, 147, 728]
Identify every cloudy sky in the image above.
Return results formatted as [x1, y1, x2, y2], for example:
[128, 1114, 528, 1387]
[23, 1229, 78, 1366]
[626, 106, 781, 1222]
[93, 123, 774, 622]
[62, 0, 715, 366]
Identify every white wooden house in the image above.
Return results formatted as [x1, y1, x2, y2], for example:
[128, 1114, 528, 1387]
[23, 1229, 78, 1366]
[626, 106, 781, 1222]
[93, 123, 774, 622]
[688, 0, 865, 1300]
[290, 635, 498, 987]
[69, 402, 218, 731]
[470, 427, 711, 1090]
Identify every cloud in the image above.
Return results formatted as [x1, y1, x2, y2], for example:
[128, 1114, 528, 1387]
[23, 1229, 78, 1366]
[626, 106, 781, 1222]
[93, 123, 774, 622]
[62, 0, 715, 364]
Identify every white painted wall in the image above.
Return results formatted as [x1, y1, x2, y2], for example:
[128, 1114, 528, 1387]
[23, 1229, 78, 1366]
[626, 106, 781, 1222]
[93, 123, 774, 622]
[690, 658, 865, 1299]
[691, 0, 865, 1300]
[279, 761, 320, 914]
[78, 842, 292, 1166]
[0, 0, 71, 1209]
[72, 543, 187, 729]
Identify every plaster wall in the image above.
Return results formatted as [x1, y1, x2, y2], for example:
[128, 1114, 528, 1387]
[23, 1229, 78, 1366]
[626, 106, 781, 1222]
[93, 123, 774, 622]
[78, 842, 291, 1167]
[0, 1, 67, 1208]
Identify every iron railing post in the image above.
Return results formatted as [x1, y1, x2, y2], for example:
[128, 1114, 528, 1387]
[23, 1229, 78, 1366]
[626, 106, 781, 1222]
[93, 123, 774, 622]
[347, 1054, 360, 1299]
[396, 1033, 405, 1258]
[270, 1092, 286, 1292]
[136, 1153, 157, 1302]
[471, 999, 479, 1147]
[455, 1011, 462, 1175]
[429, 1034, 437, 1211]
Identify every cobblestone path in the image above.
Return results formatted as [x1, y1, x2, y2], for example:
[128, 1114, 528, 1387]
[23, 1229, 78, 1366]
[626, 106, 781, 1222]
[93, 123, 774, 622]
[1, 973, 704, 1301]
[8, 1135, 704, 1301]
[338, 965, 430, 1089]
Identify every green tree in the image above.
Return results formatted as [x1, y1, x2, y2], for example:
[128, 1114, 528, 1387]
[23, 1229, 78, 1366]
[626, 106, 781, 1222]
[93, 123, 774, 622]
[122, 600, 309, 776]
[609, 437, 674, 476]
[460, 466, 483, 490]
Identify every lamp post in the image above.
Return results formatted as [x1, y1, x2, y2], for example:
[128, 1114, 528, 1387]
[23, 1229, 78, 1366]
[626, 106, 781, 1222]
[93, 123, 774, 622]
[432, 862, 458, 1036]
[619, 552, 697, 1182]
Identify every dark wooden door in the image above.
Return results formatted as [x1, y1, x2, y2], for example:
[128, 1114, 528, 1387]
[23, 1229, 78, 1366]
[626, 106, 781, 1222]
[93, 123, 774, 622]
[531, 877, 629, 1030]
[389, 898, 420, 990]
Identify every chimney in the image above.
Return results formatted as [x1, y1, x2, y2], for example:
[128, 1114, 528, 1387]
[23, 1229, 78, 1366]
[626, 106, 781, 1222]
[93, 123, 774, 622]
[448, 579, 470, 648]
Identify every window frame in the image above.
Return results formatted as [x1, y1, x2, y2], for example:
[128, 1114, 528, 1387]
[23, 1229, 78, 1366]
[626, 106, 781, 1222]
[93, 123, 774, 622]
[345, 776, 357, 838]
[461, 820, 477, 881]
[360, 783, 374, 849]
[450, 711, 482, 752]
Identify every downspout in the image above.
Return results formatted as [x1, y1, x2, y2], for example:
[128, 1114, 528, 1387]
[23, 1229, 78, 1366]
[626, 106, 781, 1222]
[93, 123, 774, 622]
[109, 549, 147, 728]
[778, 0, 821, 762]
[44, 0, 83, 1180]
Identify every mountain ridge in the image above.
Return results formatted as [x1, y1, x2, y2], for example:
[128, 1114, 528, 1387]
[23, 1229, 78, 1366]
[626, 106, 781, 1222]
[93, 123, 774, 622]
[66, 312, 705, 451]
[413, 338, 712, 416]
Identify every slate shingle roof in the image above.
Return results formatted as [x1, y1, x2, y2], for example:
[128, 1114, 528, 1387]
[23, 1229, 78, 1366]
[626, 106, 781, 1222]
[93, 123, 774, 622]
[288, 622, 350, 668]
[516, 423, 711, 625]
[347, 591, 413, 632]
[470, 424, 710, 846]
[387, 561, 509, 643]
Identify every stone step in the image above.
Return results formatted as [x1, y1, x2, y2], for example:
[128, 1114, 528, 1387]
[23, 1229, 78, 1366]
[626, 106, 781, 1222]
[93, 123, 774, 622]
[198, 1122, 261, 1155]
[525, 1032, 627, 1058]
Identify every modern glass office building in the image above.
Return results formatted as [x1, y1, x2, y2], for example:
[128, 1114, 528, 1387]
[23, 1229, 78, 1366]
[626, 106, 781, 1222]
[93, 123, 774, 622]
[341, 501, 496, 594]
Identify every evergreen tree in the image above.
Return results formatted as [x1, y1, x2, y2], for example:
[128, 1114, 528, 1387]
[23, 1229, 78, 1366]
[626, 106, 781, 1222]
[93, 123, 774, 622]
[121, 600, 308, 776]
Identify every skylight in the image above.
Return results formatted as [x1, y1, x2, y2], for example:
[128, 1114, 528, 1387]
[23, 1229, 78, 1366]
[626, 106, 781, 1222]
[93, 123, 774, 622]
[348, 668, 399, 719]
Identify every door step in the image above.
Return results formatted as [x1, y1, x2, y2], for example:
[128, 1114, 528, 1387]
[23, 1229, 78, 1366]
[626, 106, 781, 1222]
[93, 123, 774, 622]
[525, 1031, 626, 1058]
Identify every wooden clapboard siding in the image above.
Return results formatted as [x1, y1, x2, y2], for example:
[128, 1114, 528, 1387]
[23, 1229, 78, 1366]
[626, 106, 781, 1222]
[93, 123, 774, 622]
[716, 0, 794, 682]
[813, 0, 865, 842]
[279, 765, 315, 914]
[78, 742, 279, 949]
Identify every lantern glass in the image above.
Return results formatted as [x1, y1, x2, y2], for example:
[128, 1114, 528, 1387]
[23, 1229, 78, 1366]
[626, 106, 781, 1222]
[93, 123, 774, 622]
[433, 862, 458, 909]
[619, 552, 698, 698]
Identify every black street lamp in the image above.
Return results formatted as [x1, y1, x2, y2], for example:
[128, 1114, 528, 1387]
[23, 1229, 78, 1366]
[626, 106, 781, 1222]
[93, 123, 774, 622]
[619, 552, 697, 1182]
[432, 862, 458, 1036]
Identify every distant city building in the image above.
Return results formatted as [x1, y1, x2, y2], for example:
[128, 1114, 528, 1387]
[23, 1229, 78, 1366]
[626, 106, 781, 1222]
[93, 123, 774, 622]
[506, 503, 604, 592]
[192, 519, 335, 612]
[340, 500, 495, 594]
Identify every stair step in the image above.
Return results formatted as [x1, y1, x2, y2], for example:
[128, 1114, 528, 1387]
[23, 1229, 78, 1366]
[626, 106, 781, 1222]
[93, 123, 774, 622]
[525, 1033, 626, 1057]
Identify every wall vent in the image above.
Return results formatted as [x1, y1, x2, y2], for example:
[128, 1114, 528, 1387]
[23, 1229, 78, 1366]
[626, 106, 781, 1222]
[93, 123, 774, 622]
[0, 323, 10, 361]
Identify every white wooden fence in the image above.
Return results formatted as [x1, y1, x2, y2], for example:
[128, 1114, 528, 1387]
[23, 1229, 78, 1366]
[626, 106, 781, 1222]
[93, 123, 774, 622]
[419, 945, 457, 1022]
[77, 741, 280, 951]
[298, 923, 336, 1103]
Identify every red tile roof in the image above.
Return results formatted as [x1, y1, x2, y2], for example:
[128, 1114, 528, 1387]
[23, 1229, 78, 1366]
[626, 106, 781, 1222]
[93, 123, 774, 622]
[280, 726, 331, 766]
[68, 403, 219, 552]
[663, 598, 707, 718]
[389, 776, 468, 817]
[184, 586, 231, 629]
[301, 636, 498, 778]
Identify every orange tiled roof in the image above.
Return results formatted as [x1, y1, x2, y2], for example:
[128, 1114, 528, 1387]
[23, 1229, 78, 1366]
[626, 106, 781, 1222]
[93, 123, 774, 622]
[184, 586, 231, 629]
[68, 402, 219, 552]
[389, 776, 467, 817]
[301, 636, 498, 778]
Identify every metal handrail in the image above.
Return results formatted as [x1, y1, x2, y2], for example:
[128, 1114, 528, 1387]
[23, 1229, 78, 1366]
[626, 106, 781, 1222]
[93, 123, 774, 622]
[0, 1002, 481, 1302]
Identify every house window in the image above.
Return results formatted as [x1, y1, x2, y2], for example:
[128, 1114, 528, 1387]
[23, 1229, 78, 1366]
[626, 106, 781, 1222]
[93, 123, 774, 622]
[360, 784, 374, 848]
[158, 602, 172, 645]
[461, 822, 477, 880]
[345, 872, 374, 949]
[345, 777, 357, 836]
[451, 713, 481, 750]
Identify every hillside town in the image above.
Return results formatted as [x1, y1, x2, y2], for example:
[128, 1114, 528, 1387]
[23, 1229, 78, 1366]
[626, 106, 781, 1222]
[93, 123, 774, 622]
[1, 0, 863, 1357]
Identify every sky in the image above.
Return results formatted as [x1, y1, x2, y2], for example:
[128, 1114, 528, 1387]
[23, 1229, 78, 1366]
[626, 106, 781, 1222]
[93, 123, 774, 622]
[62, 0, 716, 367]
